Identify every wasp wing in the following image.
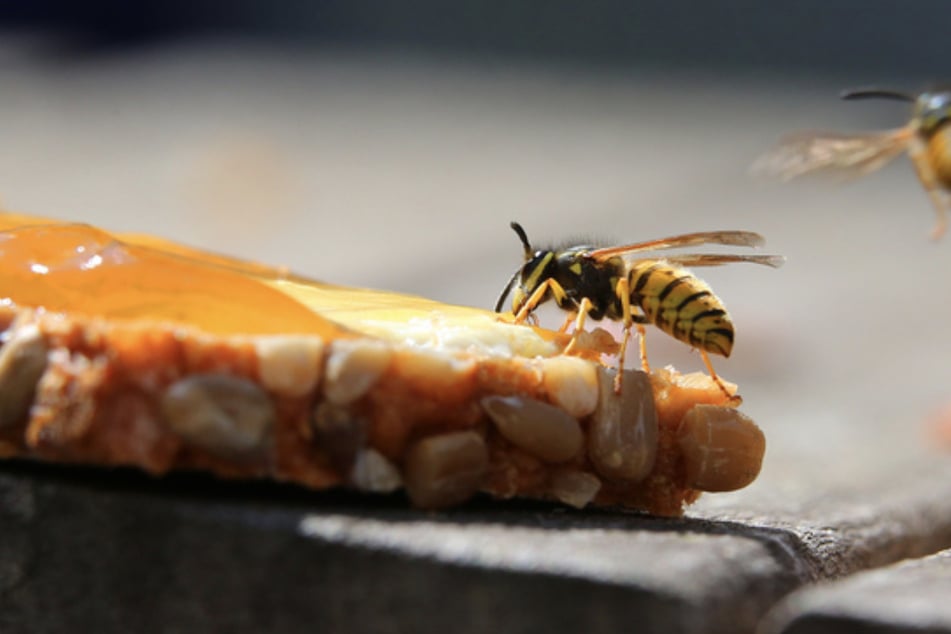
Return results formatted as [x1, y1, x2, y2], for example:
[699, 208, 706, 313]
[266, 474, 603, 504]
[588, 230, 766, 261]
[751, 127, 912, 181]
[657, 253, 785, 268]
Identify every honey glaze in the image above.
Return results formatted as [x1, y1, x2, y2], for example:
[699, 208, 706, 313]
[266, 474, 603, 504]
[0, 213, 578, 357]
[0, 220, 345, 337]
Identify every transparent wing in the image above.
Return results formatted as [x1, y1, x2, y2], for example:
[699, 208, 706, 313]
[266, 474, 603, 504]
[588, 230, 766, 261]
[658, 254, 785, 268]
[751, 127, 913, 181]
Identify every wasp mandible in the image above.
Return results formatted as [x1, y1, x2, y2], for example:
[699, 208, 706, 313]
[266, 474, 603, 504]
[495, 222, 784, 400]
[753, 86, 951, 240]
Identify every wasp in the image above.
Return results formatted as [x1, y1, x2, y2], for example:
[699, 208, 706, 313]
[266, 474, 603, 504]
[753, 86, 951, 240]
[495, 222, 784, 399]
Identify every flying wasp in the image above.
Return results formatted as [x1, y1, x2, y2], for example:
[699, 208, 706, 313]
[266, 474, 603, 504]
[494, 222, 784, 399]
[753, 86, 951, 239]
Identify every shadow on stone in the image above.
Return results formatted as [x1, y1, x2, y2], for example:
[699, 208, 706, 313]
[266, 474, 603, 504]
[0, 461, 813, 634]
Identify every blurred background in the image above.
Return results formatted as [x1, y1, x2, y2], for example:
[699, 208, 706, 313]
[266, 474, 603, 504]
[0, 1, 949, 505]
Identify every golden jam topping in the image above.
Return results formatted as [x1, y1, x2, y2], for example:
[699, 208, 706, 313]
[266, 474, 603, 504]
[0, 222, 344, 336]
[0, 213, 569, 358]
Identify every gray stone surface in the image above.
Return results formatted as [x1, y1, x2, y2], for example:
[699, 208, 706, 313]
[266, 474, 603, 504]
[1, 40, 951, 634]
[2, 458, 951, 634]
[763, 550, 951, 634]
[0, 462, 793, 634]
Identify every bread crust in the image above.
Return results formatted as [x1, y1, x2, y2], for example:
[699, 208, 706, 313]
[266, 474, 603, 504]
[0, 303, 760, 516]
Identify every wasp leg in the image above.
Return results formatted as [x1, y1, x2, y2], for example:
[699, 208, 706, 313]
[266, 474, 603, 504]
[699, 349, 742, 405]
[558, 310, 578, 333]
[512, 279, 569, 324]
[562, 297, 593, 356]
[614, 278, 634, 394]
[613, 278, 650, 393]
[636, 323, 650, 372]
[908, 139, 948, 240]
[932, 196, 949, 241]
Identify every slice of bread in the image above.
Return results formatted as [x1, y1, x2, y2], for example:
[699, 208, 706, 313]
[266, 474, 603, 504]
[0, 214, 765, 515]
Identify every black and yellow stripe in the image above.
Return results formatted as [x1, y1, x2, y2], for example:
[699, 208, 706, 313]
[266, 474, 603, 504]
[627, 260, 735, 357]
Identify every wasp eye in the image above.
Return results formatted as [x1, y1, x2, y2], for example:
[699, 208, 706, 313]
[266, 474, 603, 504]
[916, 91, 951, 134]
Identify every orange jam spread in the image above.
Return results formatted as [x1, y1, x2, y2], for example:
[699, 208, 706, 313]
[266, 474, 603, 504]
[0, 214, 344, 337]
[0, 212, 571, 357]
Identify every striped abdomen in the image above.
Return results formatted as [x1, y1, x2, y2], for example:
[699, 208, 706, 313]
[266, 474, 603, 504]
[628, 260, 735, 357]
[927, 125, 951, 188]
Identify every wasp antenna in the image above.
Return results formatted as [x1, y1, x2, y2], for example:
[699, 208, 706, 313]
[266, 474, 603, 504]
[840, 87, 916, 102]
[494, 267, 521, 313]
[509, 221, 533, 259]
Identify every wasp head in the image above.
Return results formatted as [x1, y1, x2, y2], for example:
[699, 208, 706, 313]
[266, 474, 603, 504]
[840, 86, 951, 137]
[494, 222, 556, 315]
[914, 89, 951, 136]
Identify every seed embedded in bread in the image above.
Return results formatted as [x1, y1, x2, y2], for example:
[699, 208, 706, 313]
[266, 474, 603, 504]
[255, 335, 324, 397]
[541, 355, 599, 418]
[404, 430, 488, 509]
[311, 401, 367, 471]
[323, 339, 392, 405]
[161, 374, 274, 457]
[678, 404, 765, 492]
[549, 470, 602, 509]
[588, 368, 658, 483]
[350, 448, 402, 493]
[482, 394, 583, 463]
[0, 324, 48, 429]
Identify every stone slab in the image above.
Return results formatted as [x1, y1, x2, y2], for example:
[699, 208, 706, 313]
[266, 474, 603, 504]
[2, 458, 951, 634]
[763, 550, 951, 634]
[0, 462, 792, 634]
